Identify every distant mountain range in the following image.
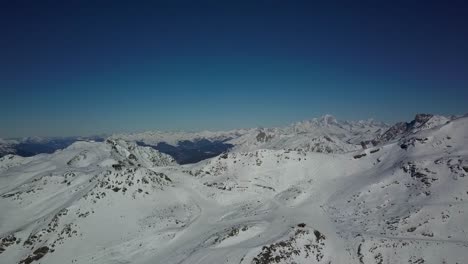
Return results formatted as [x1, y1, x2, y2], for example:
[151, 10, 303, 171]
[2, 114, 460, 164]
[0, 136, 106, 158]
[1, 113, 467, 263]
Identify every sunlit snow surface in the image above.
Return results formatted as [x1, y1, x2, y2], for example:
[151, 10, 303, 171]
[1, 116, 468, 263]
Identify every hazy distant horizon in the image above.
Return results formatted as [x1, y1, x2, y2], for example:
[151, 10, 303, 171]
[3, 112, 467, 139]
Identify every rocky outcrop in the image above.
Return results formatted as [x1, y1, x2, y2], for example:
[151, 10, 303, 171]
[256, 131, 273, 143]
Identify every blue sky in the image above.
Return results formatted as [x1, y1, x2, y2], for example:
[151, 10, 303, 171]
[1, 1, 467, 137]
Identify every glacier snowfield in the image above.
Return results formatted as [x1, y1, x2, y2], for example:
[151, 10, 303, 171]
[1, 115, 468, 264]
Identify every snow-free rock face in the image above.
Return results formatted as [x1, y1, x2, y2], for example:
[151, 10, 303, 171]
[1, 115, 468, 264]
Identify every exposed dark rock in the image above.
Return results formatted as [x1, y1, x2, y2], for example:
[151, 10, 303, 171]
[357, 243, 364, 264]
[0, 235, 17, 254]
[253, 184, 275, 191]
[370, 148, 380, 153]
[373, 113, 435, 146]
[313, 230, 325, 242]
[251, 227, 326, 264]
[409, 257, 425, 264]
[403, 162, 437, 187]
[379, 122, 409, 143]
[1, 193, 16, 198]
[375, 252, 383, 264]
[360, 141, 367, 149]
[156, 172, 172, 182]
[19, 246, 49, 264]
[421, 232, 434, 237]
[112, 164, 123, 170]
[256, 131, 273, 143]
[354, 153, 367, 159]
[412, 114, 433, 125]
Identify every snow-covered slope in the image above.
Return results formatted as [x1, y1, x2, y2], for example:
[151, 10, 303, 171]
[0, 139, 176, 264]
[325, 115, 468, 263]
[1, 115, 467, 264]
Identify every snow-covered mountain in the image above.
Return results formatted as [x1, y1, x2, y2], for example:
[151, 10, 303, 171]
[0, 115, 387, 165]
[112, 115, 389, 155]
[111, 129, 250, 146]
[0, 138, 18, 157]
[1, 114, 467, 264]
[0, 136, 106, 158]
[228, 115, 388, 153]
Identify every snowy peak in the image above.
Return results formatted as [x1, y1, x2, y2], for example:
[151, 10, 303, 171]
[413, 113, 434, 125]
[290, 114, 339, 132]
[316, 114, 338, 126]
[105, 139, 176, 167]
[63, 139, 176, 169]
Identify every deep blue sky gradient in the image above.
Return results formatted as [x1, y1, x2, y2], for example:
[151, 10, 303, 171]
[1, 1, 467, 137]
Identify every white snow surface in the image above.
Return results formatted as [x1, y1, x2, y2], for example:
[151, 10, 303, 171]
[1, 116, 468, 263]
